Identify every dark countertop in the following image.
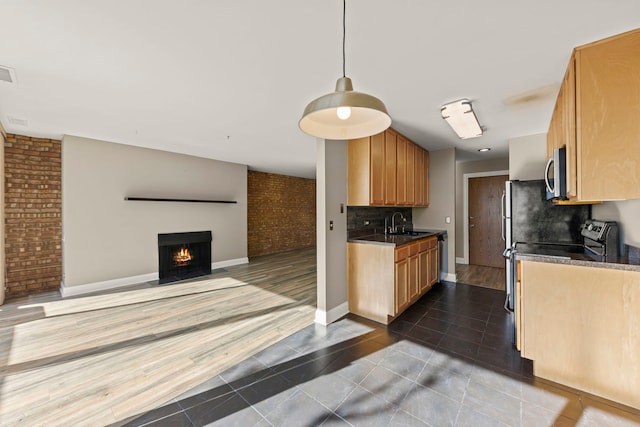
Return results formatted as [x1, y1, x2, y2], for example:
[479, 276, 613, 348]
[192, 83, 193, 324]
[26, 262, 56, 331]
[347, 229, 447, 247]
[514, 243, 640, 272]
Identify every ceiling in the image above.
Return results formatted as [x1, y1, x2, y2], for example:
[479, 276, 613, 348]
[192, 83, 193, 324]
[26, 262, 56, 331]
[1, 1, 639, 179]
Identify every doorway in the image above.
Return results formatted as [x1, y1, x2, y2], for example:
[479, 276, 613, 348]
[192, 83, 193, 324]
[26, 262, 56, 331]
[468, 175, 508, 268]
[456, 173, 508, 290]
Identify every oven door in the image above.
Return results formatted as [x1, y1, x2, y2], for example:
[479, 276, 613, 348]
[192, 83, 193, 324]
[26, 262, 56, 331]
[545, 147, 567, 200]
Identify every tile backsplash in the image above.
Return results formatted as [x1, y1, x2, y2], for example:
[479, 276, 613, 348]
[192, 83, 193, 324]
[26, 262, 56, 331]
[347, 206, 412, 235]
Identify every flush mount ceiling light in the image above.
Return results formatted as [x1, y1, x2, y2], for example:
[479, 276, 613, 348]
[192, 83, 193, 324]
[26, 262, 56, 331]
[441, 99, 483, 139]
[299, 0, 391, 140]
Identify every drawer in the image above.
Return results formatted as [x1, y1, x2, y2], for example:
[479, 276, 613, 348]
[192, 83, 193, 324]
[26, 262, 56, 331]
[419, 241, 429, 252]
[395, 246, 408, 261]
[427, 237, 437, 249]
[408, 242, 419, 257]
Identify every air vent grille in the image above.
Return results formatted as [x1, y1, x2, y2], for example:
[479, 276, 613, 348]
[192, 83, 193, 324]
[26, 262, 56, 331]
[7, 116, 27, 126]
[0, 65, 16, 84]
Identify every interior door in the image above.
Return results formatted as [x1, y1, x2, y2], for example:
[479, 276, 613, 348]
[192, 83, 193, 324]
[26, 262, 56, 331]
[469, 175, 509, 268]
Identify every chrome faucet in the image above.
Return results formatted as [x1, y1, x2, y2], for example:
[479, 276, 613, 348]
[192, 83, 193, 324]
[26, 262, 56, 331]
[391, 212, 405, 234]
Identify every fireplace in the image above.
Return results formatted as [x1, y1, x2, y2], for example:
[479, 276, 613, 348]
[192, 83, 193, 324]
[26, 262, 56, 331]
[158, 231, 212, 284]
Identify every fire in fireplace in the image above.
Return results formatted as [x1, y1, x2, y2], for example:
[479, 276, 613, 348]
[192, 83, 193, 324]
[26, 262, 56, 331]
[158, 231, 212, 284]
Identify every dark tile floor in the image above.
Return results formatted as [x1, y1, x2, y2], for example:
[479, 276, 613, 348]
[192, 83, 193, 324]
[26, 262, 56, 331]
[121, 282, 640, 427]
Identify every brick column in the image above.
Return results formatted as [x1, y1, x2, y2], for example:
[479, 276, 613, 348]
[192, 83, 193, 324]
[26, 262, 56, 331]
[4, 134, 62, 299]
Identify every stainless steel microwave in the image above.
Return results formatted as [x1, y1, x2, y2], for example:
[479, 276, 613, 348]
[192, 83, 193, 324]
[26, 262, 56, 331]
[545, 147, 567, 200]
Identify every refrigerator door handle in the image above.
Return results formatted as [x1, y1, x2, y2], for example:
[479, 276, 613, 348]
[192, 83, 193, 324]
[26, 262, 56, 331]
[544, 157, 554, 194]
[500, 192, 506, 241]
[504, 292, 514, 314]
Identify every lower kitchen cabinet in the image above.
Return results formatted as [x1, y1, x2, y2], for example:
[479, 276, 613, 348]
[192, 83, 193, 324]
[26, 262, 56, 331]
[519, 260, 640, 410]
[348, 236, 439, 324]
[394, 249, 409, 314]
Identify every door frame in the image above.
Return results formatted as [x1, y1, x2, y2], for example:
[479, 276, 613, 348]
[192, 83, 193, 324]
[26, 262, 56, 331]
[459, 170, 509, 265]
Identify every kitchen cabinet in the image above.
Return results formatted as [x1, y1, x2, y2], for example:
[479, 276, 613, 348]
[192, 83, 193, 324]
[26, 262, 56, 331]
[395, 246, 409, 313]
[408, 244, 420, 301]
[347, 236, 439, 324]
[427, 238, 438, 286]
[384, 129, 397, 205]
[396, 134, 407, 205]
[519, 260, 640, 409]
[423, 150, 429, 207]
[414, 147, 424, 206]
[348, 128, 429, 207]
[547, 28, 640, 201]
[405, 142, 415, 206]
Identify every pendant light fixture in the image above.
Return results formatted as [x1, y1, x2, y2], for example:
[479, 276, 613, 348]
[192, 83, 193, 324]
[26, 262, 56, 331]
[299, 0, 391, 140]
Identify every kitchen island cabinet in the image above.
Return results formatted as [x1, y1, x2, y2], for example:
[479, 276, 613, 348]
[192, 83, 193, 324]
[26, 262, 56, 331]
[547, 28, 640, 201]
[348, 235, 439, 324]
[519, 260, 640, 410]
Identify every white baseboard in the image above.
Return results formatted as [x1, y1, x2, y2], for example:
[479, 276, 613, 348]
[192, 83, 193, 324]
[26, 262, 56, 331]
[440, 272, 457, 283]
[315, 301, 349, 326]
[455, 257, 468, 265]
[60, 257, 249, 298]
[60, 272, 159, 298]
[212, 257, 248, 270]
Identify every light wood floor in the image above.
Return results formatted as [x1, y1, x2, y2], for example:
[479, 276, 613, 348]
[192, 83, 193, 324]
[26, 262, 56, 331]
[456, 263, 506, 291]
[0, 247, 317, 426]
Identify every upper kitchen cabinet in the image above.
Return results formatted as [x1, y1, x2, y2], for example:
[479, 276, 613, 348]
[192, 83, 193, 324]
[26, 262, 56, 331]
[547, 28, 640, 201]
[348, 128, 429, 207]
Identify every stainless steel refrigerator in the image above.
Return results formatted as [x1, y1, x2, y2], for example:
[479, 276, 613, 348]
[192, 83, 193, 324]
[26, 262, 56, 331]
[502, 179, 590, 344]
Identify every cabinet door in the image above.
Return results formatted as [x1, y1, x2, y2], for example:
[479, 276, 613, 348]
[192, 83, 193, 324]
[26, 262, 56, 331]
[369, 132, 385, 205]
[428, 247, 438, 285]
[419, 250, 429, 293]
[423, 150, 429, 207]
[409, 254, 419, 301]
[414, 146, 424, 206]
[563, 57, 578, 200]
[396, 136, 407, 205]
[395, 259, 409, 314]
[384, 130, 397, 205]
[406, 142, 415, 206]
[577, 30, 640, 201]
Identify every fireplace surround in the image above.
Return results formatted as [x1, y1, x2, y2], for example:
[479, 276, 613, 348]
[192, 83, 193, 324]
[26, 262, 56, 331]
[158, 231, 212, 284]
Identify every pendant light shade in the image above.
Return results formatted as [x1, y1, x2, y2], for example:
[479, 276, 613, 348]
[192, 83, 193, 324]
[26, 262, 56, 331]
[300, 77, 391, 140]
[299, 0, 391, 140]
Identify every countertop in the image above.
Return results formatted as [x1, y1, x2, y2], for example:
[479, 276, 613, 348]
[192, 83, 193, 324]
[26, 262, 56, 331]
[514, 243, 640, 272]
[347, 229, 447, 247]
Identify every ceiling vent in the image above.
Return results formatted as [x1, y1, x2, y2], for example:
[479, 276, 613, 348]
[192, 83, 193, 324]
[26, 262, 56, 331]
[0, 65, 17, 84]
[7, 116, 27, 126]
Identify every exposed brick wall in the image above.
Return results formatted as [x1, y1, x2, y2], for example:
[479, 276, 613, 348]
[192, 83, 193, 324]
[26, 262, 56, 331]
[4, 134, 62, 299]
[248, 171, 316, 257]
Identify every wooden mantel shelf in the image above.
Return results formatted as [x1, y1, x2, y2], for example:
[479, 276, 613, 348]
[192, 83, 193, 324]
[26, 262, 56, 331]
[124, 197, 237, 204]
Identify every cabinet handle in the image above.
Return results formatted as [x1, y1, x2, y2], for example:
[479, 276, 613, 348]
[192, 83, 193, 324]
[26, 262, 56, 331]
[470, 224, 475, 228]
[544, 157, 554, 194]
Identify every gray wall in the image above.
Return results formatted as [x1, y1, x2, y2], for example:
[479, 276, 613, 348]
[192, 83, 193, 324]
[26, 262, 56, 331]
[316, 139, 348, 323]
[509, 133, 546, 180]
[593, 200, 640, 249]
[455, 157, 509, 259]
[62, 135, 247, 288]
[413, 148, 456, 279]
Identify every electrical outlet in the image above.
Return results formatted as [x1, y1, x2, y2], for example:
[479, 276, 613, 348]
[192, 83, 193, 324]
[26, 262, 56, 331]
[445, 216, 451, 224]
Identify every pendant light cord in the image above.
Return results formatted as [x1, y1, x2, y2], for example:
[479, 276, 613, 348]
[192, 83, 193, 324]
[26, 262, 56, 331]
[342, 0, 346, 78]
